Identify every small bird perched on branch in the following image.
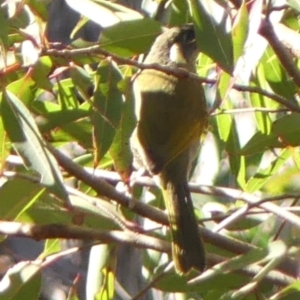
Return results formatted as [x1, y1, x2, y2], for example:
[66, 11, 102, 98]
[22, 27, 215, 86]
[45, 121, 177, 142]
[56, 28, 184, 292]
[131, 24, 207, 274]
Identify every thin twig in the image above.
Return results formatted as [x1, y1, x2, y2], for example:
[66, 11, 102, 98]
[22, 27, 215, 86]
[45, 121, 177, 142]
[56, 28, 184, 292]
[213, 107, 288, 115]
[47, 146, 258, 257]
[4, 158, 299, 277]
[43, 46, 300, 112]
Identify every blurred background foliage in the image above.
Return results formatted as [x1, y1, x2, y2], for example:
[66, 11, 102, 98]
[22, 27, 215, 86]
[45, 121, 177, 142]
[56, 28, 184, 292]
[1, 0, 300, 299]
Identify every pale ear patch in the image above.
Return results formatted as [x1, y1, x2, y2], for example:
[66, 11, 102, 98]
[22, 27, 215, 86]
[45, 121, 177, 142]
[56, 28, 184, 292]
[169, 43, 187, 64]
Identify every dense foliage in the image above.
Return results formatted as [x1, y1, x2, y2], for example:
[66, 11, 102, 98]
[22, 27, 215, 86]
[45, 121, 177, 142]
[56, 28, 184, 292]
[1, 0, 300, 299]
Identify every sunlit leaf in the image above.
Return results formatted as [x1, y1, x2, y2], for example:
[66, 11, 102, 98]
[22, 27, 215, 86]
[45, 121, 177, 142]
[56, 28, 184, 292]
[99, 18, 161, 57]
[245, 148, 291, 193]
[169, 0, 189, 26]
[215, 73, 233, 142]
[87, 244, 115, 300]
[30, 56, 53, 91]
[271, 280, 300, 300]
[0, 5, 9, 48]
[250, 66, 273, 134]
[1, 91, 69, 202]
[260, 47, 297, 100]
[42, 239, 61, 257]
[51, 118, 93, 149]
[0, 178, 45, 221]
[232, 1, 249, 65]
[189, 0, 233, 73]
[272, 113, 300, 147]
[287, 0, 300, 11]
[92, 59, 123, 164]
[240, 131, 280, 155]
[109, 77, 135, 182]
[66, 0, 142, 27]
[34, 101, 90, 133]
[0, 261, 41, 300]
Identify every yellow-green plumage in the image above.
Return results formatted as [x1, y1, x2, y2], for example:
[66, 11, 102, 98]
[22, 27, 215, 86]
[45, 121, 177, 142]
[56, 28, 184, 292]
[131, 25, 207, 274]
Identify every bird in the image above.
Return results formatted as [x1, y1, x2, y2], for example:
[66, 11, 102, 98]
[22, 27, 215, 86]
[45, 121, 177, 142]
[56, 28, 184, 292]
[130, 24, 208, 274]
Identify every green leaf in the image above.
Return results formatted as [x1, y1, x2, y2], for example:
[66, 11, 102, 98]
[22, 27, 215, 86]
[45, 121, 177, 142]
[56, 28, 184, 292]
[242, 113, 300, 155]
[155, 271, 249, 293]
[272, 113, 300, 146]
[0, 111, 9, 169]
[34, 101, 90, 133]
[54, 78, 80, 110]
[27, 0, 49, 21]
[271, 280, 300, 300]
[99, 18, 161, 57]
[50, 118, 93, 149]
[232, 1, 249, 65]
[68, 194, 120, 229]
[70, 65, 92, 97]
[189, 0, 233, 73]
[42, 239, 62, 257]
[245, 148, 291, 193]
[240, 131, 281, 156]
[196, 245, 268, 280]
[220, 214, 263, 231]
[1, 91, 69, 202]
[0, 261, 41, 300]
[30, 56, 53, 91]
[109, 77, 135, 181]
[6, 76, 35, 106]
[66, 0, 143, 27]
[225, 119, 246, 188]
[168, 0, 190, 26]
[215, 73, 233, 142]
[88, 245, 115, 300]
[0, 6, 9, 48]
[0, 178, 45, 221]
[250, 70, 272, 135]
[287, 0, 300, 12]
[7, 5, 31, 29]
[260, 47, 297, 100]
[95, 267, 114, 300]
[230, 241, 287, 299]
[92, 60, 123, 164]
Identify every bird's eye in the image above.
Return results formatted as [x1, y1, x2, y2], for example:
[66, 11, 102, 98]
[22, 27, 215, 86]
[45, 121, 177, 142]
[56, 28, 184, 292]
[183, 29, 196, 44]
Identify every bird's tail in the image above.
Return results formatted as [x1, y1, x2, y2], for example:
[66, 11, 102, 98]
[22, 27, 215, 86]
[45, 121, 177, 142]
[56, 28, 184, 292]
[162, 181, 206, 274]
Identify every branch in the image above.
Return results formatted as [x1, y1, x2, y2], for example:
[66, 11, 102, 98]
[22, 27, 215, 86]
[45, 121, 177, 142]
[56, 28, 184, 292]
[5, 155, 299, 277]
[190, 253, 294, 287]
[47, 145, 257, 256]
[90, 169, 300, 239]
[0, 221, 169, 253]
[47, 147, 300, 277]
[213, 107, 288, 115]
[259, 20, 300, 87]
[134, 174, 300, 229]
[43, 46, 300, 112]
[3, 155, 256, 257]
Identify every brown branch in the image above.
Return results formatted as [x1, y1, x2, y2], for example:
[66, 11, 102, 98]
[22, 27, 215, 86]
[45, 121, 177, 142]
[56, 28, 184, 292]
[3, 159, 255, 256]
[0, 221, 169, 253]
[47, 147, 300, 277]
[47, 145, 257, 257]
[231, 84, 298, 112]
[75, 168, 300, 231]
[4, 156, 299, 277]
[259, 20, 300, 87]
[213, 107, 288, 115]
[43, 46, 300, 112]
[47, 144, 167, 225]
[272, 23, 300, 59]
